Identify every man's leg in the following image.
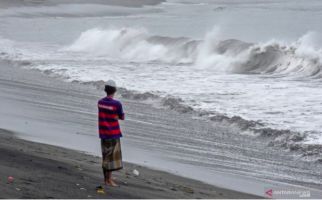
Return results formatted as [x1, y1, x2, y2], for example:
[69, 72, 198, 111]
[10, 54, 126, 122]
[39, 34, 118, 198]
[103, 168, 118, 186]
[103, 168, 108, 183]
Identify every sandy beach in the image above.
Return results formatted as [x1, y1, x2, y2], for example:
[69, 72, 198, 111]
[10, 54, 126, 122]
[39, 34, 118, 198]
[1, 54, 322, 198]
[1, 0, 322, 198]
[0, 128, 259, 199]
[0, 58, 264, 198]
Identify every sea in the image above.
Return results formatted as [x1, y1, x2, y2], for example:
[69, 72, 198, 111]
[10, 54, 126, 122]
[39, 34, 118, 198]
[0, 0, 322, 196]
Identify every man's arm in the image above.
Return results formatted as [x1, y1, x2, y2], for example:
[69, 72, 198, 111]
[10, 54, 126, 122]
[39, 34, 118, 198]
[117, 103, 125, 120]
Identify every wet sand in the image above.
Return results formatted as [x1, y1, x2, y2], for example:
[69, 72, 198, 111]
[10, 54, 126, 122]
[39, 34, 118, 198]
[0, 129, 259, 199]
[1, 55, 322, 198]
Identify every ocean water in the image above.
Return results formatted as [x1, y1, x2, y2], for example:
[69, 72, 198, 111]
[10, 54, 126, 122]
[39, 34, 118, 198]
[2, 0, 322, 196]
[1, 0, 322, 157]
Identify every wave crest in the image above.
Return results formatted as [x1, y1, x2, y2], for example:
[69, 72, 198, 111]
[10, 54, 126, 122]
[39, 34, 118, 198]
[64, 27, 322, 78]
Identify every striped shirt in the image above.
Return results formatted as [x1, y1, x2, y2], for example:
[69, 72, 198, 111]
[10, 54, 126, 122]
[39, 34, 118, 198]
[98, 96, 124, 139]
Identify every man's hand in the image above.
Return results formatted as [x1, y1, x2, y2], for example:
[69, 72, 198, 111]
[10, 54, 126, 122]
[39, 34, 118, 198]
[115, 115, 125, 120]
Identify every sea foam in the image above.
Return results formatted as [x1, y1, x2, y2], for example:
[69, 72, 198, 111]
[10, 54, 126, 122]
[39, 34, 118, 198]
[64, 27, 322, 78]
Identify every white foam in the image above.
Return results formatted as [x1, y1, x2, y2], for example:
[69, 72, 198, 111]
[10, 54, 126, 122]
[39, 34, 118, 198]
[62, 27, 322, 77]
[2, 26, 322, 146]
[63, 28, 169, 62]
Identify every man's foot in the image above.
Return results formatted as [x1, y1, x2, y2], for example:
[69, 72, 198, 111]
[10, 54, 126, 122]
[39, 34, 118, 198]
[105, 179, 119, 187]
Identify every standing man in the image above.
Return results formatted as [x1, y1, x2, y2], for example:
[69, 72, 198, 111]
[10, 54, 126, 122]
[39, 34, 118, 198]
[98, 80, 124, 187]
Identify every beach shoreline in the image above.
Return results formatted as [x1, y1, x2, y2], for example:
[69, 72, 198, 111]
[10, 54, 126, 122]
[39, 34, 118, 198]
[0, 60, 262, 198]
[1, 0, 322, 198]
[0, 128, 259, 199]
[1, 60, 322, 198]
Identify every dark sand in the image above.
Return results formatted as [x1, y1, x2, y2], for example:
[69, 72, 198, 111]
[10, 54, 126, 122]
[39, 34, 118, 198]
[0, 0, 321, 199]
[0, 129, 259, 199]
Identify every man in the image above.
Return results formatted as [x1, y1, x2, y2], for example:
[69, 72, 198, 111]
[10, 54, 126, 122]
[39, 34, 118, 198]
[98, 80, 124, 187]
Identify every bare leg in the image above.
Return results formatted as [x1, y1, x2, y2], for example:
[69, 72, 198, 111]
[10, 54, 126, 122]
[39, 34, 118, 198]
[105, 171, 119, 187]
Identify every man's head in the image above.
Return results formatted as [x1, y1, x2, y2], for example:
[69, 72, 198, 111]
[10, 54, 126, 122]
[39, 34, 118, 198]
[104, 80, 117, 96]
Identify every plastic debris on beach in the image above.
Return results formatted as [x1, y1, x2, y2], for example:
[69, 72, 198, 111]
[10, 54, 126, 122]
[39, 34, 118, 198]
[96, 186, 105, 194]
[125, 171, 131, 176]
[75, 165, 83, 171]
[179, 186, 194, 194]
[133, 169, 140, 176]
[7, 176, 14, 183]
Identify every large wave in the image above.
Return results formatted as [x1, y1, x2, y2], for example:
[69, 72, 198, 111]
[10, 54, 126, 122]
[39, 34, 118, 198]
[1, 29, 322, 160]
[64, 27, 322, 78]
[79, 80, 322, 161]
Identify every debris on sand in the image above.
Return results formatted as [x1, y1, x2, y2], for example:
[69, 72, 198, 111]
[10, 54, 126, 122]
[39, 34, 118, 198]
[7, 176, 14, 183]
[133, 169, 139, 176]
[96, 186, 105, 194]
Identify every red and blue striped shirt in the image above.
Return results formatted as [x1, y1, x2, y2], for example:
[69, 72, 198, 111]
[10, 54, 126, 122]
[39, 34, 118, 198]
[98, 96, 124, 139]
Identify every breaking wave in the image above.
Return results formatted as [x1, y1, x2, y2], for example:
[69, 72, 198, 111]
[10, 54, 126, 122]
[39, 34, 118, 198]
[64, 27, 322, 78]
[1, 28, 322, 160]
[76, 79, 322, 160]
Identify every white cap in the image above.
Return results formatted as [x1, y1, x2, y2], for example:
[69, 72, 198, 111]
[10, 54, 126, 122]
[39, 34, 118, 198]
[105, 80, 116, 88]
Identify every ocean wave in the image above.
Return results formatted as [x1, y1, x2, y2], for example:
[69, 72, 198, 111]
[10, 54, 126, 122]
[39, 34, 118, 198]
[2, 55, 320, 160]
[0, 37, 16, 59]
[64, 27, 322, 78]
[2, 27, 322, 79]
[1, 30, 322, 160]
[208, 111, 322, 159]
[70, 79, 321, 160]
